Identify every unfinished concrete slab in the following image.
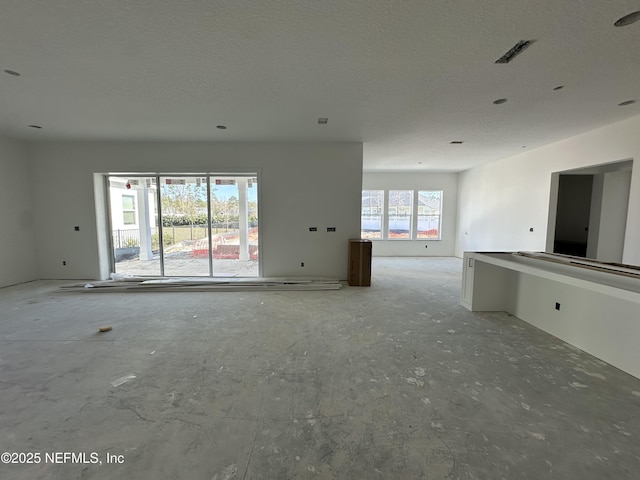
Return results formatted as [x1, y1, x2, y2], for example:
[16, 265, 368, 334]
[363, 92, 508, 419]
[1, 258, 639, 479]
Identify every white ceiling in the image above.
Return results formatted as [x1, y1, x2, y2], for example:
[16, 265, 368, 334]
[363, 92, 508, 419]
[1, 0, 639, 172]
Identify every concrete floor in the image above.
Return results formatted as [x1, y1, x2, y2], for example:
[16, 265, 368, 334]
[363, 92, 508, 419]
[1, 257, 639, 479]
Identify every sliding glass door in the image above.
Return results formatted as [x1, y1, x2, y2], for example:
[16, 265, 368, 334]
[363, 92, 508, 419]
[109, 174, 259, 277]
[209, 176, 259, 276]
[109, 176, 161, 276]
[160, 176, 210, 276]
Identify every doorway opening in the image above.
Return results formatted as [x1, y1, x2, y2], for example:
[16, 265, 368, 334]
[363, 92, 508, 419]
[547, 160, 632, 263]
[107, 174, 259, 277]
[553, 174, 593, 257]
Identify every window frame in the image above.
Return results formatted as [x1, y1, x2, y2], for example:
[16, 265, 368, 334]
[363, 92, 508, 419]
[387, 189, 413, 240]
[360, 189, 443, 240]
[416, 190, 443, 240]
[122, 194, 137, 226]
[360, 190, 385, 239]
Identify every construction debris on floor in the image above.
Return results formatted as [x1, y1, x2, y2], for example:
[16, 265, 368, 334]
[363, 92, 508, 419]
[60, 277, 342, 293]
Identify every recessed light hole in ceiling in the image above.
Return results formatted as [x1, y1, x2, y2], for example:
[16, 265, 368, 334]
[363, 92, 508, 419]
[493, 98, 508, 105]
[618, 100, 636, 106]
[216, 125, 227, 130]
[553, 85, 564, 91]
[4, 69, 21, 76]
[495, 40, 537, 64]
[317, 117, 328, 125]
[450, 141, 464, 144]
[28, 125, 42, 129]
[614, 11, 640, 27]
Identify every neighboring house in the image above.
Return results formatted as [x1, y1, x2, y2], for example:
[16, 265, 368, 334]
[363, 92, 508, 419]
[109, 177, 157, 232]
[109, 177, 157, 250]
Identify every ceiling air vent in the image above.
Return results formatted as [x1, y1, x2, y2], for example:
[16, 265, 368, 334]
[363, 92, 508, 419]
[495, 40, 537, 64]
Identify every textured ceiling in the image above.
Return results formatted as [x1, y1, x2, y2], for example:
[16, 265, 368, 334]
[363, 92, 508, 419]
[1, 0, 639, 171]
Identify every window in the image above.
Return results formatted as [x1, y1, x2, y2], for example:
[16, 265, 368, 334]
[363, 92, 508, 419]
[361, 190, 384, 238]
[360, 189, 443, 240]
[122, 195, 136, 225]
[388, 190, 413, 239]
[417, 191, 442, 239]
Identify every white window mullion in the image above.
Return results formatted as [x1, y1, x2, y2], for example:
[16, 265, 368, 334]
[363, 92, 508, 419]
[383, 190, 389, 239]
[412, 190, 419, 239]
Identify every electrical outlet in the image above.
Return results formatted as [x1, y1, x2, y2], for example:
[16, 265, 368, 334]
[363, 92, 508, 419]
[309, 227, 317, 232]
[555, 302, 561, 311]
[301, 262, 304, 267]
[327, 227, 336, 232]
[74, 226, 80, 231]
[63, 261, 67, 266]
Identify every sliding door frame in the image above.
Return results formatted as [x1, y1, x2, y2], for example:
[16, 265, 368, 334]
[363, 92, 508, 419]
[105, 171, 261, 278]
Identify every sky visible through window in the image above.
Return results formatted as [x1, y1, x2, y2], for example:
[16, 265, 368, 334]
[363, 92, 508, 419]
[213, 183, 258, 202]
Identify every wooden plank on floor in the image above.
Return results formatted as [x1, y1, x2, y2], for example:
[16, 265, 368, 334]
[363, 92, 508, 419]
[60, 277, 342, 293]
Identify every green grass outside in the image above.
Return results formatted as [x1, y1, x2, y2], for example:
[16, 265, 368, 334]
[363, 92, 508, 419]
[164, 225, 239, 244]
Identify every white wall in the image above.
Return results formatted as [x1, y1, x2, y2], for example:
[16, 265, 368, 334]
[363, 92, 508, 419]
[597, 169, 632, 262]
[27, 141, 363, 280]
[586, 174, 603, 259]
[0, 136, 37, 287]
[456, 115, 640, 266]
[462, 252, 640, 379]
[362, 172, 458, 256]
[512, 271, 640, 379]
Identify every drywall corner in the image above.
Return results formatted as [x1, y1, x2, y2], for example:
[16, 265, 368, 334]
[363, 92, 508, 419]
[93, 173, 112, 280]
